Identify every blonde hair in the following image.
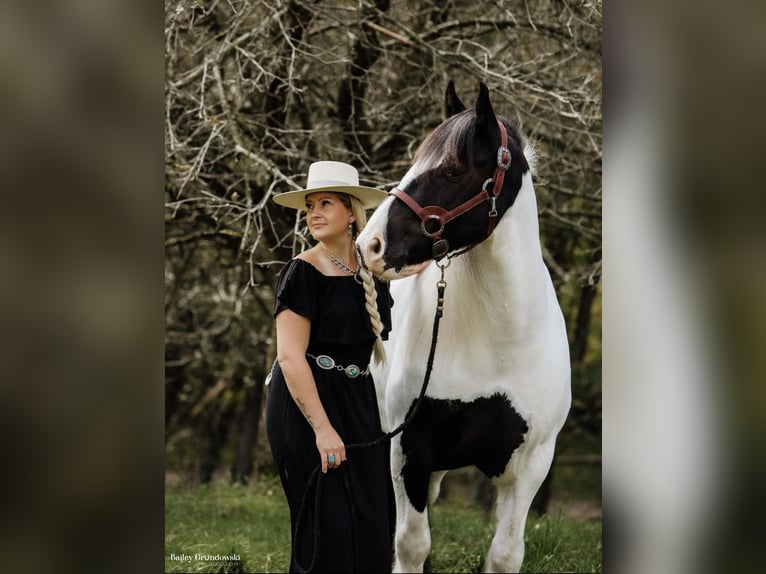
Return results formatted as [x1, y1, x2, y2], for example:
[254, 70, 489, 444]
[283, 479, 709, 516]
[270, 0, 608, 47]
[340, 194, 387, 365]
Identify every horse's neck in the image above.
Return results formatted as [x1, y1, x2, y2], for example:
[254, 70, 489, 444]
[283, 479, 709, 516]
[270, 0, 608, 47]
[453, 174, 550, 320]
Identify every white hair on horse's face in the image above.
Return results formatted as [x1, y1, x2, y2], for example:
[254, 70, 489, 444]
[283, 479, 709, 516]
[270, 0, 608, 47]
[356, 146, 443, 280]
[398, 111, 478, 192]
[397, 147, 444, 192]
[358, 195, 425, 279]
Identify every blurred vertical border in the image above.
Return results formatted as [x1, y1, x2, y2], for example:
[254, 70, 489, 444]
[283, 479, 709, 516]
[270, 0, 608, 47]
[0, 1, 163, 573]
[604, 1, 766, 574]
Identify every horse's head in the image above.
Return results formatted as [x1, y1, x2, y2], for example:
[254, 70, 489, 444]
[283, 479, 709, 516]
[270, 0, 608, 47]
[357, 81, 530, 280]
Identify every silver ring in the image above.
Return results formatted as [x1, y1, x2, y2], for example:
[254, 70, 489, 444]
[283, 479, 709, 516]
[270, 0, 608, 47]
[328, 453, 336, 465]
[421, 215, 445, 239]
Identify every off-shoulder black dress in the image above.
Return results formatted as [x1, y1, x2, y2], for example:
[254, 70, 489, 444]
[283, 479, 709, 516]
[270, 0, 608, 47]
[265, 258, 394, 573]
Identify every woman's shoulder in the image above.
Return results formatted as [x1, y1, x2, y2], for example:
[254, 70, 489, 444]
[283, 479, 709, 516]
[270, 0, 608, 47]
[293, 249, 324, 272]
[274, 255, 326, 319]
[277, 257, 321, 286]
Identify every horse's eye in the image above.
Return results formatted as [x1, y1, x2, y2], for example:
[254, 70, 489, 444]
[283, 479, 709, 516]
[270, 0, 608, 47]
[445, 164, 462, 181]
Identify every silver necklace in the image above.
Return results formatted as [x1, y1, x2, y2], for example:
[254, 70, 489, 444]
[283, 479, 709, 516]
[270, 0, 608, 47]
[321, 244, 362, 284]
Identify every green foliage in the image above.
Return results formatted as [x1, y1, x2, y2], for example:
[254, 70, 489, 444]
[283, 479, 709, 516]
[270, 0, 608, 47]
[165, 476, 601, 573]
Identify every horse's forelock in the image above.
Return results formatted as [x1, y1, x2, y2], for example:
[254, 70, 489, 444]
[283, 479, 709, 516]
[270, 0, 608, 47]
[414, 112, 476, 172]
[408, 112, 536, 187]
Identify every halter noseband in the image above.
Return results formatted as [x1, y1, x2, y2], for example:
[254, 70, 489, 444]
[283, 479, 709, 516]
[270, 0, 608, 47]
[390, 119, 512, 260]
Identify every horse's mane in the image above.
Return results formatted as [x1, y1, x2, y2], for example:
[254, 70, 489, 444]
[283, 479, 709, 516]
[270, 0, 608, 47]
[523, 139, 537, 177]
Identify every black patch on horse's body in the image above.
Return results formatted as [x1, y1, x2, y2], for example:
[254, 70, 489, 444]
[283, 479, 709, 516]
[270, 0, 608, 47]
[399, 392, 528, 512]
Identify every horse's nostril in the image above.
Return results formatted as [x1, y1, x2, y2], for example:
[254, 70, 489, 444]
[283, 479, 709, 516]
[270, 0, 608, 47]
[371, 237, 382, 255]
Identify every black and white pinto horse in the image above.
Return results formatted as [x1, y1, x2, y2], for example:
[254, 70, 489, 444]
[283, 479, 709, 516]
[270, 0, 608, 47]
[356, 82, 571, 573]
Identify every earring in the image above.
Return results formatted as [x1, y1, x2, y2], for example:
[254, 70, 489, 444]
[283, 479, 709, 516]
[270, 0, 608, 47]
[347, 223, 353, 236]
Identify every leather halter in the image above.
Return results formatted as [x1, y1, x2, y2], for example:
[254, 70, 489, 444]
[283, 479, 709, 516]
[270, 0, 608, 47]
[390, 119, 512, 260]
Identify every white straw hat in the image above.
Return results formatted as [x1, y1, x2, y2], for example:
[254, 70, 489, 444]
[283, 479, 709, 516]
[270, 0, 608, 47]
[273, 161, 388, 210]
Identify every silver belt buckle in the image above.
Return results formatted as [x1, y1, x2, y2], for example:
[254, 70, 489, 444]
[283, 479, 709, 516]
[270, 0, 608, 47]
[315, 354, 335, 370]
[344, 364, 361, 378]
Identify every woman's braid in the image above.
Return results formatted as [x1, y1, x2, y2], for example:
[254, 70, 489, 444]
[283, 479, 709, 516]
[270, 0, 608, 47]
[340, 193, 387, 365]
[358, 264, 386, 364]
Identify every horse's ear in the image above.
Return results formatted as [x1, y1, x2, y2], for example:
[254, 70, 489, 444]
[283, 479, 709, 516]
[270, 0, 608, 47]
[444, 81, 466, 118]
[475, 82, 498, 137]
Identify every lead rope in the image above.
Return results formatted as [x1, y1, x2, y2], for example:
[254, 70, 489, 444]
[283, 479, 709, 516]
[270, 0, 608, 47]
[292, 260, 450, 573]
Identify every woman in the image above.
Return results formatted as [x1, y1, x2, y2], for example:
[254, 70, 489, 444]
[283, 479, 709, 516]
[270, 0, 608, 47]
[266, 161, 393, 573]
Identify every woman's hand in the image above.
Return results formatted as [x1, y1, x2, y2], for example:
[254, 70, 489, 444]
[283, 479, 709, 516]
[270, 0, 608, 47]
[314, 423, 347, 473]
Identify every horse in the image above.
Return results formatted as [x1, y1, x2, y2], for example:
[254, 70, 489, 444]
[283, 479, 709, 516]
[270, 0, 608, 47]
[356, 81, 571, 573]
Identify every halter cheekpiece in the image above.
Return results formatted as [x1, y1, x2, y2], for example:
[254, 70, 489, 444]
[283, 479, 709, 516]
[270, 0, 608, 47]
[390, 119, 512, 260]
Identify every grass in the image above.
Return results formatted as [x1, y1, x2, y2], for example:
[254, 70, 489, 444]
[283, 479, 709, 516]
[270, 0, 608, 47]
[165, 473, 290, 573]
[165, 473, 601, 573]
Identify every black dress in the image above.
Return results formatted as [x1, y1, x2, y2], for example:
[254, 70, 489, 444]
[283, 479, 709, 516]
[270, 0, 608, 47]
[265, 258, 394, 573]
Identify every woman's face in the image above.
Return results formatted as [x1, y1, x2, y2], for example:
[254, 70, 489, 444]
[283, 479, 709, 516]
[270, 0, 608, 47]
[305, 192, 355, 242]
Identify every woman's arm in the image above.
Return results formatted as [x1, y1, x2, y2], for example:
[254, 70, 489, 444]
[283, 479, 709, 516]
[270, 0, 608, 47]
[275, 309, 346, 473]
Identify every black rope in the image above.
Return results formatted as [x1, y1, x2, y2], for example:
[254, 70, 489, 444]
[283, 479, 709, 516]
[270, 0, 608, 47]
[347, 280, 446, 451]
[292, 465, 322, 573]
[292, 274, 448, 573]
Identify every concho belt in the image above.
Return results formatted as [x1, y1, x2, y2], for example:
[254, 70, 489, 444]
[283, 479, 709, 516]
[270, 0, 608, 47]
[306, 353, 370, 379]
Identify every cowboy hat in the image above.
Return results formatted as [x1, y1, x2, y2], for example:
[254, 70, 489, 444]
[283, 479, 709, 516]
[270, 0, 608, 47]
[273, 161, 388, 210]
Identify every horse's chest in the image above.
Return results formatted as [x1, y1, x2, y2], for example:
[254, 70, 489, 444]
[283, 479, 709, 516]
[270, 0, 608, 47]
[398, 392, 528, 512]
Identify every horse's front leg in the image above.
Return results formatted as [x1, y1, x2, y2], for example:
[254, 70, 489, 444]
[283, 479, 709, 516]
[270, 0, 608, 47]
[485, 439, 556, 573]
[391, 438, 431, 573]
